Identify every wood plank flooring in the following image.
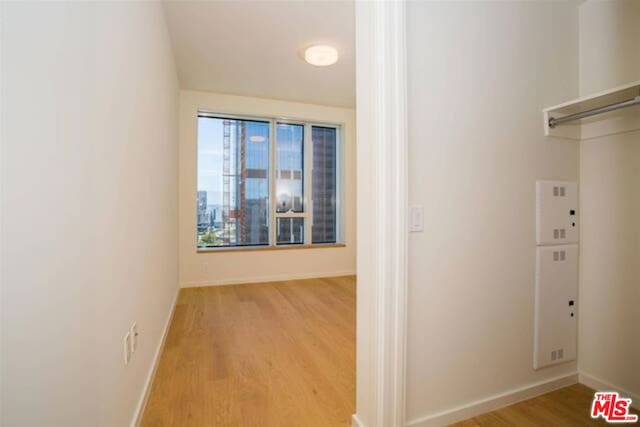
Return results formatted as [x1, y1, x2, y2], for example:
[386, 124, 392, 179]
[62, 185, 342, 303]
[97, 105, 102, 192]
[142, 276, 634, 426]
[454, 383, 640, 426]
[141, 276, 356, 427]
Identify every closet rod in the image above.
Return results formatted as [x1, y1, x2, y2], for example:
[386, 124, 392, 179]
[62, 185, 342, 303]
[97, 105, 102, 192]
[548, 95, 640, 128]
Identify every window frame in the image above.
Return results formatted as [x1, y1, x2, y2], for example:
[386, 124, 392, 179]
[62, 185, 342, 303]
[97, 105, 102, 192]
[196, 111, 344, 252]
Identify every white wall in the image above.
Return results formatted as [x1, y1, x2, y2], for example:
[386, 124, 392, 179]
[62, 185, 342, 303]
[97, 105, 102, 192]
[178, 90, 356, 287]
[0, 2, 179, 426]
[578, 0, 640, 399]
[406, 1, 580, 423]
[0, 4, 4, 424]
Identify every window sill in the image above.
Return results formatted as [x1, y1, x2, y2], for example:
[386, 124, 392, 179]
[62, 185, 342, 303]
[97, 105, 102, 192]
[197, 243, 346, 254]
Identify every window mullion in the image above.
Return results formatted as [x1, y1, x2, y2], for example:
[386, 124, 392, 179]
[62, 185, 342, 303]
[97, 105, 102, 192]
[269, 119, 277, 247]
[304, 124, 313, 244]
[336, 127, 343, 243]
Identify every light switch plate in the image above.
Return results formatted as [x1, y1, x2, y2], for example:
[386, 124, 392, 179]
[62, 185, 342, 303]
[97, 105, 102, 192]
[536, 181, 578, 245]
[409, 205, 424, 232]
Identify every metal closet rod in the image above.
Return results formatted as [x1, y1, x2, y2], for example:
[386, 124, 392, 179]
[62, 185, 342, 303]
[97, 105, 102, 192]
[548, 95, 640, 128]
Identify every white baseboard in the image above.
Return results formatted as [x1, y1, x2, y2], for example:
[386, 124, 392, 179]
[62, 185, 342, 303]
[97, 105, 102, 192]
[181, 270, 356, 288]
[130, 287, 180, 427]
[579, 371, 640, 410]
[351, 413, 365, 427]
[407, 372, 579, 427]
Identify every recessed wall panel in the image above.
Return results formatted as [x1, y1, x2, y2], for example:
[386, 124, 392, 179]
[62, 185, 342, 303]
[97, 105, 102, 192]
[534, 244, 578, 370]
[536, 181, 579, 245]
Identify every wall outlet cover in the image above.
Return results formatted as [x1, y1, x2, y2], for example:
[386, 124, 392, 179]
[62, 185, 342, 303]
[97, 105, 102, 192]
[123, 331, 131, 365]
[130, 322, 138, 353]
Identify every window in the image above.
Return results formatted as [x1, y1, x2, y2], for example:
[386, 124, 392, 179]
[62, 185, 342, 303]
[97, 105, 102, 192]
[197, 113, 342, 249]
[197, 117, 270, 248]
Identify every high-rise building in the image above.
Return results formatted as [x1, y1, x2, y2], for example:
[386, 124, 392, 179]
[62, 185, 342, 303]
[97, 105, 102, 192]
[197, 191, 209, 232]
[312, 127, 337, 243]
[246, 198, 269, 244]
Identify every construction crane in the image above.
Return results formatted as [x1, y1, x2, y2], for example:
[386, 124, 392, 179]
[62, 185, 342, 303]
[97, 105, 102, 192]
[222, 120, 231, 244]
[238, 123, 247, 243]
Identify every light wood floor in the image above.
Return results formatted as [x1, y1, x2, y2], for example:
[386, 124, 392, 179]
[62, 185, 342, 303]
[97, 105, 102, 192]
[141, 277, 634, 427]
[141, 276, 356, 427]
[454, 383, 639, 426]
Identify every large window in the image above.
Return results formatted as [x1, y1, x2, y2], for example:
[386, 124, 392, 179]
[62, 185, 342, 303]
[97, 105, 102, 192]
[196, 117, 270, 248]
[197, 113, 341, 249]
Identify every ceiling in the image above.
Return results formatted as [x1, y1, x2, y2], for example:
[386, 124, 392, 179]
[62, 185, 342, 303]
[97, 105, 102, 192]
[163, 1, 355, 108]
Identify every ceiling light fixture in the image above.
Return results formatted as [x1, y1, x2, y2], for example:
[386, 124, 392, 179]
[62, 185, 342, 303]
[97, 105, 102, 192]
[304, 45, 339, 67]
[249, 135, 266, 143]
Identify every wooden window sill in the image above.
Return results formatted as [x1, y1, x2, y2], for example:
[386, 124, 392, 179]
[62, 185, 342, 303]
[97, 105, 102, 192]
[197, 243, 346, 254]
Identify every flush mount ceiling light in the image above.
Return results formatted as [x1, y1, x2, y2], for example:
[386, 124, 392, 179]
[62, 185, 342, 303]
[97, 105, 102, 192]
[304, 45, 339, 67]
[249, 135, 266, 143]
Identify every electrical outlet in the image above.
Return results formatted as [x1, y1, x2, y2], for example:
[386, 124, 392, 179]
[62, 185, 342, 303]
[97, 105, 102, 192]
[123, 331, 131, 365]
[130, 322, 138, 354]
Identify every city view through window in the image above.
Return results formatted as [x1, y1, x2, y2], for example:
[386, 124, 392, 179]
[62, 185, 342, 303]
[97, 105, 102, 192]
[197, 114, 339, 249]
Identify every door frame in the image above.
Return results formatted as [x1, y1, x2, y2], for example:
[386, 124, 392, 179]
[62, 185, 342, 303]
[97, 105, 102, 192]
[354, 2, 409, 427]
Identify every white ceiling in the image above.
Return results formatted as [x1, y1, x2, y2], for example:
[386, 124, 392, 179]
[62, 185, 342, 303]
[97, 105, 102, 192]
[163, 1, 355, 108]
